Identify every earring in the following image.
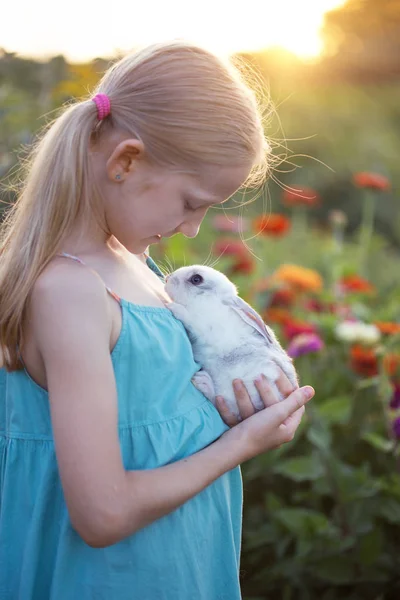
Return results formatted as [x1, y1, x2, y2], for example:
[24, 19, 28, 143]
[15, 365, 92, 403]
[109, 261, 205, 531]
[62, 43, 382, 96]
[115, 174, 122, 180]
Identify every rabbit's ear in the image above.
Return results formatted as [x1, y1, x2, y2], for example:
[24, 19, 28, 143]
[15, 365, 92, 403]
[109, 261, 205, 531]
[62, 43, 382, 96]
[223, 296, 273, 344]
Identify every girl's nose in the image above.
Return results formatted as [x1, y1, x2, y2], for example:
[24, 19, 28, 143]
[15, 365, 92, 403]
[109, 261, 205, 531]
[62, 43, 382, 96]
[178, 223, 201, 238]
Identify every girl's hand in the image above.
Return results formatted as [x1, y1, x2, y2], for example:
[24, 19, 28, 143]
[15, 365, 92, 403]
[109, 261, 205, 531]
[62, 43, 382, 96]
[216, 370, 298, 427]
[217, 372, 314, 461]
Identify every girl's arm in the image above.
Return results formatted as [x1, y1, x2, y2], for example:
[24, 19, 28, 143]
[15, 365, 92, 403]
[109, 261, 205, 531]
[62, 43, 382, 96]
[32, 262, 312, 548]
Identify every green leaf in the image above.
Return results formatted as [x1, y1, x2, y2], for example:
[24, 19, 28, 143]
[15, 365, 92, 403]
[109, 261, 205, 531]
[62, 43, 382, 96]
[313, 556, 355, 584]
[358, 529, 383, 566]
[307, 424, 331, 451]
[244, 524, 276, 550]
[274, 507, 331, 537]
[361, 432, 395, 453]
[377, 497, 400, 524]
[265, 492, 282, 512]
[317, 395, 352, 425]
[273, 454, 324, 482]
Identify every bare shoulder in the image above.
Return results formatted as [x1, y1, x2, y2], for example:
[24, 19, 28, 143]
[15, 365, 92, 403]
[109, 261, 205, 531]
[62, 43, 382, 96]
[32, 257, 110, 311]
[29, 257, 113, 358]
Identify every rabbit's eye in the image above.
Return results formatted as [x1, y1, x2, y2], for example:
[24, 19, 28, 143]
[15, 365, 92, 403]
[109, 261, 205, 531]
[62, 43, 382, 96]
[189, 274, 203, 286]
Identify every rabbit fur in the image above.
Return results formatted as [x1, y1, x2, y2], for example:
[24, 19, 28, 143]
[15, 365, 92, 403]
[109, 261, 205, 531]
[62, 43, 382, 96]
[164, 265, 298, 419]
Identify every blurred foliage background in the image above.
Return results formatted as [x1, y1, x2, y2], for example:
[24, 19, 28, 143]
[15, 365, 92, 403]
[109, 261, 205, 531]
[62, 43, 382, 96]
[1, 0, 400, 598]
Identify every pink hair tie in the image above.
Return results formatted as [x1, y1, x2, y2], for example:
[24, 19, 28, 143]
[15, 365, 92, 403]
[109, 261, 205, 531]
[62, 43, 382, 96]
[92, 93, 111, 120]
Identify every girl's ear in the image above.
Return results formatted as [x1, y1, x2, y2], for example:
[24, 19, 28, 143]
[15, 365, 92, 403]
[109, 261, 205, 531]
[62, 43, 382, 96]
[106, 139, 145, 182]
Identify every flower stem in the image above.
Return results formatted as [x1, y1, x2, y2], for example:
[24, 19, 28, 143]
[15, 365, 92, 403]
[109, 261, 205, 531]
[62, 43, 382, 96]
[293, 206, 308, 240]
[358, 190, 376, 276]
[331, 224, 344, 298]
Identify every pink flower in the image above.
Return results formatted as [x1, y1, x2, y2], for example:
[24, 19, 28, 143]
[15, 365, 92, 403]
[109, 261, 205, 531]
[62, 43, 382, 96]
[287, 333, 324, 359]
[211, 214, 249, 233]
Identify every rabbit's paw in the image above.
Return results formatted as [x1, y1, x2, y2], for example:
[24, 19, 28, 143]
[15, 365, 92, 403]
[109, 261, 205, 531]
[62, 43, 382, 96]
[165, 301, 190, 324]
[191, 370, 216, 403]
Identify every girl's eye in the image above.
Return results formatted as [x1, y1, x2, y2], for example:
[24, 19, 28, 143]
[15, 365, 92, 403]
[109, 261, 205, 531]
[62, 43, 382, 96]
[184, 202, 194, 211]
[189, 274, 203, 285]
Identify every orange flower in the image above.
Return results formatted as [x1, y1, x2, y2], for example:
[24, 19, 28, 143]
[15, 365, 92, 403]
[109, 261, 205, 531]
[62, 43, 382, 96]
[272, 264, 323, 293]
[263, 308, 292, 325]
[339, 275, 375, 294]
[282, 186, 320, 207]
[384, 353, 400, 377]
[350, 345, 378, 377]
[213, 239, 255, 275]
[374, 322, 400, 336]
[253, 214, 291, 237]
[353, 172, 390, 191]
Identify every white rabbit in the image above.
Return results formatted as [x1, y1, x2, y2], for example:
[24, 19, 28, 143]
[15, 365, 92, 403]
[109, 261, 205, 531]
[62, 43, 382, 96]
[164, 265, 298, 419]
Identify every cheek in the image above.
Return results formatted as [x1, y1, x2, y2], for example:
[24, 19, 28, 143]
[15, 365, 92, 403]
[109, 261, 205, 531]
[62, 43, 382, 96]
[106, 201, 134, 234]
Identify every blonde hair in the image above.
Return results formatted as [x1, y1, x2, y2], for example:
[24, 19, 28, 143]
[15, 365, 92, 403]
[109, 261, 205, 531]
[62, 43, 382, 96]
[0, 40, 271, 370]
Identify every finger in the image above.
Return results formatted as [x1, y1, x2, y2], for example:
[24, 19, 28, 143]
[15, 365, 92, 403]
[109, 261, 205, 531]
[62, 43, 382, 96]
[281, 405, 305, 429]
[233, 379, 256, 420]
[215, 396, 240, 428]
[270, 386, 314, 427]
[275, 369, 298, 398]
[278, 406, 306, 441]
[254, 374, 279, 408]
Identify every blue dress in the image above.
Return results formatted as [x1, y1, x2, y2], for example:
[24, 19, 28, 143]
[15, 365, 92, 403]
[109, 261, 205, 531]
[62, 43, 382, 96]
[0, 254, 243, 600]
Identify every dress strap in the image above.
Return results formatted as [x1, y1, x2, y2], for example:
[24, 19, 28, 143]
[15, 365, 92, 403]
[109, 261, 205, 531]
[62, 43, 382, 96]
[143, 252, 165, 282]
[56, 252, 121, 304]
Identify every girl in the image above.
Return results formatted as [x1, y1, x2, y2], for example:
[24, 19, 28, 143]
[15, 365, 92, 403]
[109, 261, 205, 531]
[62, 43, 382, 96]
[0, 41, 314, 599]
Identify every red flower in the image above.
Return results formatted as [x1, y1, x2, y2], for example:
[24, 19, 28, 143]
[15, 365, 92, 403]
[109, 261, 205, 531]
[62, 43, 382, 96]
[339, 275, 375, 294]
[350, 345, 378, 377]
[253, 214, 291, 237]
[283, 317, 317, 340]
[270, 288, 296, 308]
[303, 298, 331, 313]
[353, 172, 390, 191]
[282, 186, 320, 207]
[350, 346, 400, 378]
[213, 239, 255, 275]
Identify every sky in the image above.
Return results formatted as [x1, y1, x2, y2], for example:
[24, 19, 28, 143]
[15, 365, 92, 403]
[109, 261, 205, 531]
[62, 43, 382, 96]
[0, 0, 346, 62]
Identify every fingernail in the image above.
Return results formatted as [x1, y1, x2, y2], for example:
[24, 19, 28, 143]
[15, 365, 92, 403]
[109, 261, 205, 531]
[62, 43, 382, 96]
[233, 379, 243, 391]
[302, 386, 315, 399]
[216, 396, 225, 406]
[254, 375, 263, 384]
